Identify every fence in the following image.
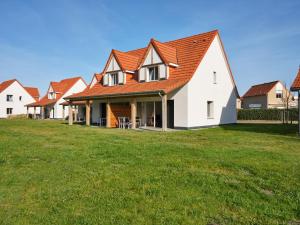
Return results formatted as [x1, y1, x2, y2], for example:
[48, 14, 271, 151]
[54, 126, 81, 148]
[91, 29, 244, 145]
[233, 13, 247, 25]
[237, 108, 298, 123]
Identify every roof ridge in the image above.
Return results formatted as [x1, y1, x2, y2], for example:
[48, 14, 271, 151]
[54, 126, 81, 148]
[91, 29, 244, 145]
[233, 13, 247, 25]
[251, 80, 279, 87]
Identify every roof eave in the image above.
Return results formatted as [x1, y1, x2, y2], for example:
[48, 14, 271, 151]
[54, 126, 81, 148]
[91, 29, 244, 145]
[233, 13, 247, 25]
[64, 90, 167, 101]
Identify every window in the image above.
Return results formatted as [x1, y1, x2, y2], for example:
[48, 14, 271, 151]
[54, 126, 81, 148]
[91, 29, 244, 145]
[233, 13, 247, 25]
[276, 92, 282, 99]
[213, 71, 217, 84]
[207, 101, 214, 118]
[110, 73, 118, 86]
[148, 66, 159, 81]
[6, 95, 13, 102]
[48, 92, 55, 99]
[6, 108, 13, 115]
[19, 96, 22, 101]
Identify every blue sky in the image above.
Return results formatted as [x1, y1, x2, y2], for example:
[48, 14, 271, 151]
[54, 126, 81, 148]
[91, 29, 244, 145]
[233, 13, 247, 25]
[0, 0, 299, 95]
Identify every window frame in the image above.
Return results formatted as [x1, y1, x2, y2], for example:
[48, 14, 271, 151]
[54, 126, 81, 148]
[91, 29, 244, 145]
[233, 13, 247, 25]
[6, 108, 13, 115]
[6, 95, 13, 102]
[276, 92, 282, 99]
[110, 72, 119, 86]
[207, 101, 214, 119]
[213, 71, 217, 84]
[148, 66, 159, 81]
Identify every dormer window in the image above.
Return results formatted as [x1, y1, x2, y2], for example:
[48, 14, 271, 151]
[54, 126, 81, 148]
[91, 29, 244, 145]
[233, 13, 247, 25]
[148, 66, 159, 81]
[110, 73, 118, 86]
[48, 92, 55, 99]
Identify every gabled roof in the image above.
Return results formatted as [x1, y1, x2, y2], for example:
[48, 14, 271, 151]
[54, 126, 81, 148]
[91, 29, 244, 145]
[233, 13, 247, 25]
[113, 50, 140, 71]
[0, 79, 40, 101]
[29, 76, 85, 107]
[243, 81, 279, 98]
[24, 87, 40, 100]
[0, 79, 16, 93]
[291, 68, 300, 91]
[142, 38, 178, 66]
[67, 30, 237, 100]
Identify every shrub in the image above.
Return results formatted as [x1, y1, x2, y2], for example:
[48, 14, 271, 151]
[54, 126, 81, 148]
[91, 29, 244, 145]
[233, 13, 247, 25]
[238, 108, 298, 121]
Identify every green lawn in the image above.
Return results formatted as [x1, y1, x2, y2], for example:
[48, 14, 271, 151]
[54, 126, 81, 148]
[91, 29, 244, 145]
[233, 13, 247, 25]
[0, 119, 299, 225]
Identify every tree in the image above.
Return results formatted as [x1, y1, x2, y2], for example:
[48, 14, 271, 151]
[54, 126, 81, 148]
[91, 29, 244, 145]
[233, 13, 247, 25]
[281, 82, 294, 124]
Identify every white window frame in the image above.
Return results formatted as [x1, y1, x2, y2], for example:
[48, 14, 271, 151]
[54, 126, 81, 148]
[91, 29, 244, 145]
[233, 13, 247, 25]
[6, 95, 13, 102]
[207, 101, 214, 119]
[148, 66, 159, 81]
[276, 91, 282, 99]
[110, 72, 119, 86]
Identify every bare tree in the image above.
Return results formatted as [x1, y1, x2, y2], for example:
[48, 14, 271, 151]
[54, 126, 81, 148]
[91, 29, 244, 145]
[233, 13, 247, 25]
[281, 82, 294, 124]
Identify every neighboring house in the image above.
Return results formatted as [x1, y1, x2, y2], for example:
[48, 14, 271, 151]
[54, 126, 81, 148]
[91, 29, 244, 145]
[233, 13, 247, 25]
[0, 79, 40, 118]
[27, 77, 87, 119]
[65, 30, 239, 130]
[242, 80, 296, 109]
[290, 67, 300, 134]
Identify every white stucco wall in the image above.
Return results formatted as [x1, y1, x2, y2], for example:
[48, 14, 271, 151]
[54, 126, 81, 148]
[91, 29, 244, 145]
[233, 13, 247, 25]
[52, 79, 87, 119]
[171, 35, 237, 128]
[143, 46, 162, 66]
[107, 56, 120, 72]
[0, 81, 37, 118]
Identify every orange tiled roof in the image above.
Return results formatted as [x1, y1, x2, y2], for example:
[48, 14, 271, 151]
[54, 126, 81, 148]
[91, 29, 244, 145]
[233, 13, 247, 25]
[113, 50, 140, 71]
[60, 100, 86, 106]
[29, 77, 84, 107]
[0, 79, 16, 93]
[24, 87, 40, 101]
[243, 81, 279, 98]
[67, 30, 237, 100]
[291, 68, 300, 91]
[0, 79, 40, 101]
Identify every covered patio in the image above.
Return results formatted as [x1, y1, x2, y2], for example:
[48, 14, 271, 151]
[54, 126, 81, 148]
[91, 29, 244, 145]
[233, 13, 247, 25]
[66, 93, 172, 131]
[60, 101, 86, 122]
[26, 100, 56, 119]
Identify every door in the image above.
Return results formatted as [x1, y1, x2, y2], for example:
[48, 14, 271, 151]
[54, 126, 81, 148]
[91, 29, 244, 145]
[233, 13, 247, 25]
[167, 100, 174, 128]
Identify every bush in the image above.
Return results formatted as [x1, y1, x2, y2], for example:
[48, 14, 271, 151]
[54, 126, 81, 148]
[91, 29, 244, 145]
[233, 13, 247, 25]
[238, 108, 298, 121]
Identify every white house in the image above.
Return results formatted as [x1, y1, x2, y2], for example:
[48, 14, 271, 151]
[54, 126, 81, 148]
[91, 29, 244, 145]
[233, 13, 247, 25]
[0, 79, 40, 118]
[27, 77, 87, 119]
[65, 30, 239, 130]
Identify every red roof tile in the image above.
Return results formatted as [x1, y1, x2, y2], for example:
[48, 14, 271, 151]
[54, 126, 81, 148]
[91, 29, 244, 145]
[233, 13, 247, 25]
[24, 87, 40, 100]
[0, 79, 16, 93]
[67, 30, 237, 100]
[291, 68, 300, 91]
[151, 39, 178, 65]
[243, 81, 279, 97]
[29, 77, 85, 106]
[113, 50, 140, 71]
[0, 79, 40, 101]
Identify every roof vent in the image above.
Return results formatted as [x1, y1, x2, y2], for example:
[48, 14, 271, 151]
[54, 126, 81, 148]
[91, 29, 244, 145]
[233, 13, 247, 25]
[193, 40, 198, 43]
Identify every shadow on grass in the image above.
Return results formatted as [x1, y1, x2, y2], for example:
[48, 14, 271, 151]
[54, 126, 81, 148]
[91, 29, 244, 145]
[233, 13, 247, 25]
[220, 123, 299, 136]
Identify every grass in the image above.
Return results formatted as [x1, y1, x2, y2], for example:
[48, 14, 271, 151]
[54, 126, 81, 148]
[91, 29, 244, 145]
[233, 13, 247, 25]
[0, 119, 300, 225]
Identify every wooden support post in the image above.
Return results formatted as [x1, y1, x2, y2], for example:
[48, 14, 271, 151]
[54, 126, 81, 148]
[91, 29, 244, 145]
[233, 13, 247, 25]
[298, 91, 300, 135]
[162, 94, 167, 131]
[131, 98, 137, 129]
[62, 105, 65, 119]
[41, 107, 45, 119]
[153, 101, 156, 128]
[86, 100, 91, 126]
[74, 105, 78, 122]
[68, 104, 73, 125]
[106, 100, 111, 128]
[33, 107, 36, 119]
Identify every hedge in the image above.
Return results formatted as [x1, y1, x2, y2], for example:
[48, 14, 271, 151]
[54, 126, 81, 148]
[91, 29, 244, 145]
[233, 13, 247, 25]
[237, 108, 299, 121]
